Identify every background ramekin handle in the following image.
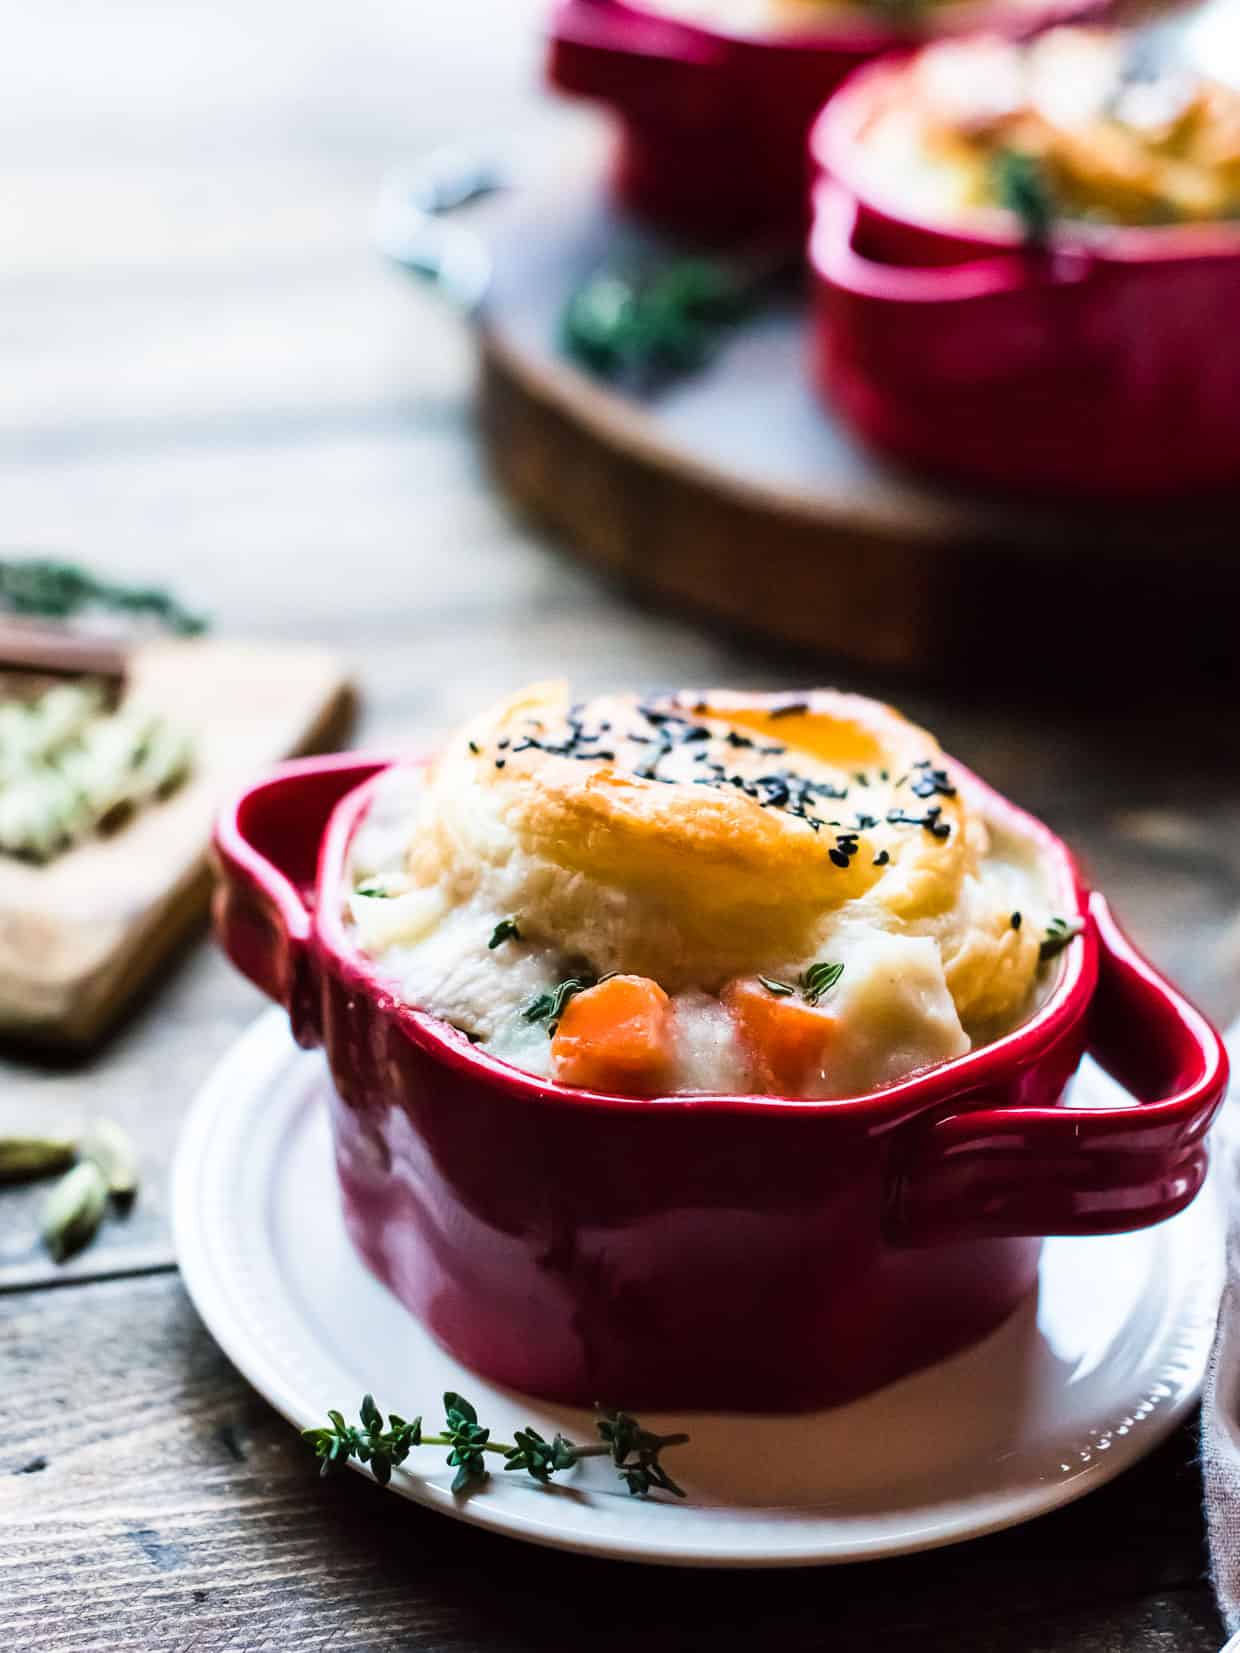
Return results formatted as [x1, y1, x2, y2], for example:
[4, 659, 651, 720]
[889, 892, 1230, 1244]
[212, 754, 390, 1048]
[547, 0, 729, 123]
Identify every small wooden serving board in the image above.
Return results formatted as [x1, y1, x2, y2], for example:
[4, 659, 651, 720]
[468, 127, 1240, 686]
[0, 637, 353, 1046]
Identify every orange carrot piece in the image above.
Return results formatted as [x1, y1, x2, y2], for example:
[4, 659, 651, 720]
[722, 977, 835, 1095]
[551, 974, 673, 1096]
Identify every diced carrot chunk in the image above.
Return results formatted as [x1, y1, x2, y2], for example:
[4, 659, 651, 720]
[551, 974, 673, 1096]
[722, 977, 835, 1095]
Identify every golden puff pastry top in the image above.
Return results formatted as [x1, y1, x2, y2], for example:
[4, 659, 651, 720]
[404, 682, 1045, 1035]
[853, 28, 1240, 228]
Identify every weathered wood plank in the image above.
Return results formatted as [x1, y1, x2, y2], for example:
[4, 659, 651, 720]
[0, 1273, 1223, 1652]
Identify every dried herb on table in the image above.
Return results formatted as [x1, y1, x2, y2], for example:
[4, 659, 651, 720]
[0, 557, 206, 635]
[306, 1392, 689, 1499]
[562, 257, 754, 389]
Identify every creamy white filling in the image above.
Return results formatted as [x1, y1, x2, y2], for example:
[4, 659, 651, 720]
[345, 765, 1060, 1099]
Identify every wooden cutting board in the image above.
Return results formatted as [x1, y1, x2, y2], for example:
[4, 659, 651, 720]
[0, 637, 353, 1046]
[465, 131, 1240, 688]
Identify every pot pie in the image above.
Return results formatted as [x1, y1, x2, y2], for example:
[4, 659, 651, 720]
[348, 687, 1073, 1099]
[850, 27, 1240, 227]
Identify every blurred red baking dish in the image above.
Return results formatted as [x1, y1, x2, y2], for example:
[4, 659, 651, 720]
[546, 0, 1104, 244]
[213, 751, 1227, 1413]
[808, 59, 1240, 495]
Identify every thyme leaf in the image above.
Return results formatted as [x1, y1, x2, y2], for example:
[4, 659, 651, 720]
[757, 975, 795, 998]
[800, 961, 845, 1005]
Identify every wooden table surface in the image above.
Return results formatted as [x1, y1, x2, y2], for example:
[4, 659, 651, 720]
[2, 3, 1238, 1647]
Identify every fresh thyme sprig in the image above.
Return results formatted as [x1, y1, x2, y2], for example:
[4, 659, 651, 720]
[304, 1392, 689, 1499]
[1040, 915, 1085, 962]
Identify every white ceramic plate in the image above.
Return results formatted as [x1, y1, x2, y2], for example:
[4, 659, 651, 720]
[173, 1009, 1224, 1569]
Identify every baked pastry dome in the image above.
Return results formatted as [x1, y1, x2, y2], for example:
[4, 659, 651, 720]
[400, 682, 1042, 1033]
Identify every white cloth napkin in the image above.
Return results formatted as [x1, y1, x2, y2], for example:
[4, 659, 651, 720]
[1203, 1022, 1240, 1639]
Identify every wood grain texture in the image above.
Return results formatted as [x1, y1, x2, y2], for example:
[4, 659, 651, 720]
[0, 1274, 1224, 1652]
[0, 0, 1235, 1644]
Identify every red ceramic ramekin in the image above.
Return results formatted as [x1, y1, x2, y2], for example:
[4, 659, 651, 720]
[809, 60, 1240, 495]
[546, 0, 1103, 244]
[213, 750, 1227, 1413]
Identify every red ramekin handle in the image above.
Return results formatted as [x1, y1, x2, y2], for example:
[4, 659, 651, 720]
[547, 0, 727, 123]
[890, 891, 1229, 1244]
[211, 753, 390, 1049]
[811, 180, 1046, 305]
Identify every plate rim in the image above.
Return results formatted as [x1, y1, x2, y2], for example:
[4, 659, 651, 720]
[173, 1008, 1223, 1569]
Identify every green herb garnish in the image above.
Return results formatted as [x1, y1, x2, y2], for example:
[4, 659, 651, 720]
[523, 975, 596, 1035]
[354, 881, 391, 899]
[800, 961, 845, 1005]
[993, 149, 1056, 248]
[305, 1392, 689, 1499]
[488, 916, 522, 950]
[562, 258, 752, 388]
[0, 557, 206, 634]
[1040, 916, 1084, 962]
[758, 975, 795, 997]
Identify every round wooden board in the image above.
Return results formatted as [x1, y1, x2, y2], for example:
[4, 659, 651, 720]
[469, 132, 1239, 685]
